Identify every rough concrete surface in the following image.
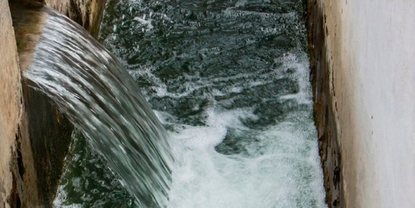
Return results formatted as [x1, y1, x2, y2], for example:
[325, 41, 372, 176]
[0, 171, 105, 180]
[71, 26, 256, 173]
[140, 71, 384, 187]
[0, 0, 22, 207]
[306, 0, 342, 206]
[308, 0, 415, 207]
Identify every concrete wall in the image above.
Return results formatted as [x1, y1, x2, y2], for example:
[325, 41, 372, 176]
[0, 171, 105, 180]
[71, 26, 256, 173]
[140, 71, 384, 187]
[0, 0, 22, 207]
[307, 0, 415, 207]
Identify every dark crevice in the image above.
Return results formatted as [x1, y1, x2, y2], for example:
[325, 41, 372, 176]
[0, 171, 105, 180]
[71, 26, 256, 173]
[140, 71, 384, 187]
[69, 0, 83, 26]
[15, 127, 25, 180]
[6, 174, 21, 208]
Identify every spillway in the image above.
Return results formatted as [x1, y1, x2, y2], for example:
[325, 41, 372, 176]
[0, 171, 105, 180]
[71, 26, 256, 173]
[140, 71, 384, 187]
[22, 0, 327, 207]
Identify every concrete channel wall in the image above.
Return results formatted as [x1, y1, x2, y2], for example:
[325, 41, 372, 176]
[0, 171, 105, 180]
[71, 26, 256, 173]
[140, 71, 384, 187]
[0, 0, 23, 206]
[307, 0, 415, 207]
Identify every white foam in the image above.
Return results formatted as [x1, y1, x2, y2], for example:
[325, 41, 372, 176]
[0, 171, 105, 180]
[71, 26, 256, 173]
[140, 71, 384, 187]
[278, 52, 314, 104]
[52, 1, 327, 206]
[54, 185, 82, 208]
[135, 50, 328, 208]
[133, 15, 153, 30]
[164, 106, 326, 208]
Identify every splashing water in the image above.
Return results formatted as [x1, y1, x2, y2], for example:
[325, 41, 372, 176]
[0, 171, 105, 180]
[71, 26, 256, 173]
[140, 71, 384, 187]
[28, 0, 328, 207]
[26, 10, 173, 207]
[98, 0, 327, 207]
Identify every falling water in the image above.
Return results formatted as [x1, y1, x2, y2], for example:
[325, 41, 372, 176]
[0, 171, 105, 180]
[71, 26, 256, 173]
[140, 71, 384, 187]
[26, 0, 328, 207]
[25, 10, 173, 207]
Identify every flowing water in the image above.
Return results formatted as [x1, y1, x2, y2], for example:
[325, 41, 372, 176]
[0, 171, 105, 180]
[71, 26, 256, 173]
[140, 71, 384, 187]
[26, 10, 173, 207]
[28, 0, 327, 207]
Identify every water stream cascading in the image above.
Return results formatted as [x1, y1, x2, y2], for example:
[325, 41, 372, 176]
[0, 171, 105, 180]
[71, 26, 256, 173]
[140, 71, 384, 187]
[25, 10, 173, 208]
[26, 0, 328, 207]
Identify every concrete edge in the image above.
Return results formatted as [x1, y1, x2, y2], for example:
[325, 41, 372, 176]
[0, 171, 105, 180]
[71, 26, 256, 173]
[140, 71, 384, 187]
[305, 0, 343, 207]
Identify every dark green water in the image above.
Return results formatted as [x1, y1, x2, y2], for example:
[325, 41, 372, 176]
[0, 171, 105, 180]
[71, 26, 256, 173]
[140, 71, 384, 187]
[53, 0, 327, 207]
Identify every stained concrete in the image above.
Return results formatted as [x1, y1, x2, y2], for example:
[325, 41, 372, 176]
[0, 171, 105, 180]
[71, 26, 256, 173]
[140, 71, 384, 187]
[307, 0, 415, 207]
[0, 0, 22, 206]
[306, 1, 342, 206]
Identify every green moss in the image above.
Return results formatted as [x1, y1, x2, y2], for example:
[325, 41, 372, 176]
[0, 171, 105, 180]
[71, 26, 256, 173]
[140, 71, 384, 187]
[16, 40, 27, 50]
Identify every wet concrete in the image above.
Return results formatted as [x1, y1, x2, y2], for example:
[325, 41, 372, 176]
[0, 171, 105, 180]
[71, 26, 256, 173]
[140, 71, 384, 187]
[305, 1, 342, 207]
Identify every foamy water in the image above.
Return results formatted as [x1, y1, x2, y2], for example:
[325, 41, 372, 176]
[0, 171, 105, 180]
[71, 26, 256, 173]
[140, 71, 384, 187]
[157, 54, 326, 208]
[53, 0, 327, 207]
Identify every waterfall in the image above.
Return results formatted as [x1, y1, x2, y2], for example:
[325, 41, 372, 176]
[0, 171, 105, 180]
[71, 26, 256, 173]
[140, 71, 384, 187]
[26, 0, 328, 207]
[25, 10, 173, 208]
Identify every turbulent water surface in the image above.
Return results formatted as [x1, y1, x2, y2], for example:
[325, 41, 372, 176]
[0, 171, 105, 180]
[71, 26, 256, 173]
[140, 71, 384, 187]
[51, 0, 327, 207]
